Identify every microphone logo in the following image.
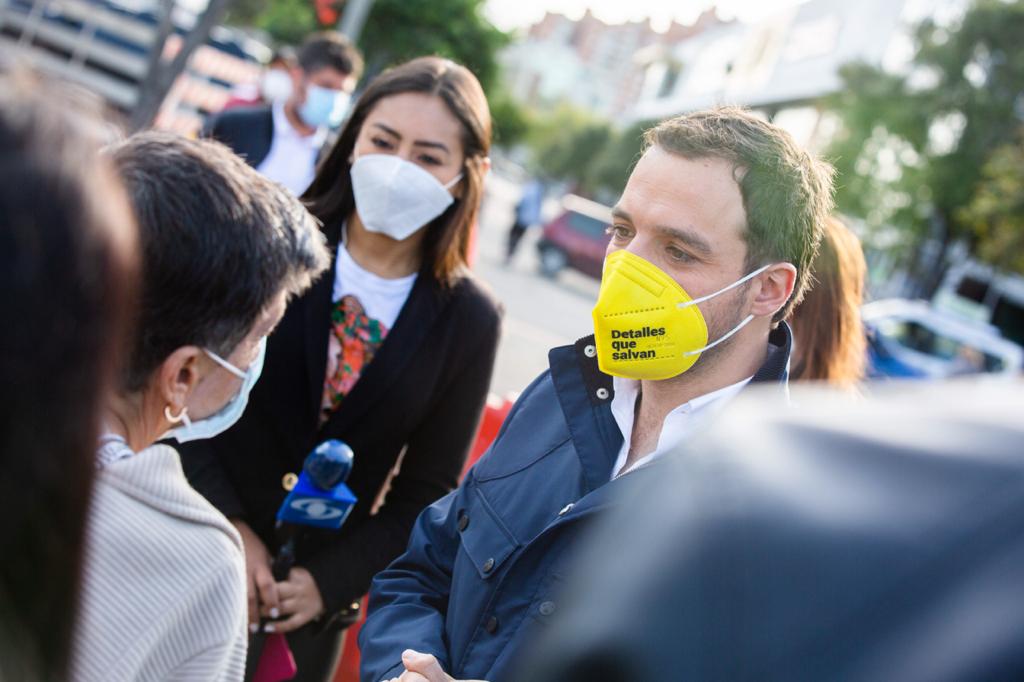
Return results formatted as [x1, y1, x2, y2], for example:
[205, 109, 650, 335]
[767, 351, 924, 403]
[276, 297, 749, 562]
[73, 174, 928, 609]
[289, 497, 344, 521]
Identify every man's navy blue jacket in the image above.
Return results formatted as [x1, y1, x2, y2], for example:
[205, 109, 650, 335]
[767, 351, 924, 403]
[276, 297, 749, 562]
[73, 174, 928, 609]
[359, 325, 792, 681]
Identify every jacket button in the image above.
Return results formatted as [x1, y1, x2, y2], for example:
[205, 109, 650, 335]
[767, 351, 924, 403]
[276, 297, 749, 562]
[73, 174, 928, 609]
[482, 557, 495, 573]
[484, 616, 499, 634]
[584, 344, 596, 357]
[457, 513, 469, 532]
[539, 601, 556, 617]
[596, 387, 610, 400]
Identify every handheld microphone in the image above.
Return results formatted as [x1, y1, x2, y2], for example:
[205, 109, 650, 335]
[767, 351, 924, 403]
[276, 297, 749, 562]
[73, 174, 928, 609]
[253, 441, 357, 673]
[271, 439, 357, 580]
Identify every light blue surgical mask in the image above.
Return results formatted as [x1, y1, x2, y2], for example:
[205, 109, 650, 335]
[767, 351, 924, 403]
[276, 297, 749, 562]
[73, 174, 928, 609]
[299, 84, 342, 129]
[163, 337, 267, 443]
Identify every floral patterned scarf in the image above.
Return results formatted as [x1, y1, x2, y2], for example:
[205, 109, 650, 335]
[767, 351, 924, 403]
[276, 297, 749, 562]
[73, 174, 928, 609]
[320, 294, 389, 424]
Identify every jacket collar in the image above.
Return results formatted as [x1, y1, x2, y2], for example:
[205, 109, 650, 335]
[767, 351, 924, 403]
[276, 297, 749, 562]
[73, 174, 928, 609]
[303, 221, 445, 429]
[547, 321, 792, 491]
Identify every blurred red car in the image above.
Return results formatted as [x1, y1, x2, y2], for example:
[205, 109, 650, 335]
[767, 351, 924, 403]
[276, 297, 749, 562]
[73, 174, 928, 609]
[535, 194, 613, 279]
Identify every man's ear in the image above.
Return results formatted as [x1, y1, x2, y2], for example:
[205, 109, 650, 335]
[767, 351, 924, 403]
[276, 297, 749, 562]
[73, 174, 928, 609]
[750, 263, 796, 318]
[157, 346, 204, 417]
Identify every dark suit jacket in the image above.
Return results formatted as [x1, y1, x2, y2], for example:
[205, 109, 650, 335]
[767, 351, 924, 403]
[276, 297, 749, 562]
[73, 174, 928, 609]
[203, 106, 275, 168]
[179, 219, 503, 620]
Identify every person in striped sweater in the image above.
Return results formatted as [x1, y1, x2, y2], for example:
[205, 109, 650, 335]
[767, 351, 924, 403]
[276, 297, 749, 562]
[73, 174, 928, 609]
[73, 133, 329, 681]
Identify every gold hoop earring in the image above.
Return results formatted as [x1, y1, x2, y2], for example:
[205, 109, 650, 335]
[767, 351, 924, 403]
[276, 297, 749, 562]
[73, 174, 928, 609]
[164, 405, 188, 424]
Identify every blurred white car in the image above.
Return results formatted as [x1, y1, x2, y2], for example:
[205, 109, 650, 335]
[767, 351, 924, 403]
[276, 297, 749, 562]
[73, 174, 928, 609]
[863, 299, 1023, 379]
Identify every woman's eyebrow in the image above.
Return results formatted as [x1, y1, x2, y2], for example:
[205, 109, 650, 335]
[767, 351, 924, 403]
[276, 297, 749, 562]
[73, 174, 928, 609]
[371, 122, 449, 153]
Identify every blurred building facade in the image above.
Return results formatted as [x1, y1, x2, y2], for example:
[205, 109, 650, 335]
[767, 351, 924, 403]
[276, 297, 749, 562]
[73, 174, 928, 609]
[626, 0, 968, 148]
[500, 8, 728, 120]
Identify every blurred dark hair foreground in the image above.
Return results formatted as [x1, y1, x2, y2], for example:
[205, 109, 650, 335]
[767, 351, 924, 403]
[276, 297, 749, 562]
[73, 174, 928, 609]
[0, 70, 138, 681]
[520, 381, 1024, 682]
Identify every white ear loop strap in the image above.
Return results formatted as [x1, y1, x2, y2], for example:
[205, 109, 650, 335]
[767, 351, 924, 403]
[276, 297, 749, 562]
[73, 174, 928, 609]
[676, 263, 772, 309]
[675, 263, 773, 357]
[204, 348, 247, 379]
[683, 314, 755, 356]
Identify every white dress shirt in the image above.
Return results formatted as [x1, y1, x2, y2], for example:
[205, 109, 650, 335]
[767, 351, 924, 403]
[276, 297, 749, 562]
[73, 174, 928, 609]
[255, 101, 324, 196]
[609, 374, 752, 479]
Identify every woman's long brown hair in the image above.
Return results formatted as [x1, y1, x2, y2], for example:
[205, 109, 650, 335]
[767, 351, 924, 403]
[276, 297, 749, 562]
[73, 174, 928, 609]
[789, 217, 867, 388]
[303, 56, 491, 286]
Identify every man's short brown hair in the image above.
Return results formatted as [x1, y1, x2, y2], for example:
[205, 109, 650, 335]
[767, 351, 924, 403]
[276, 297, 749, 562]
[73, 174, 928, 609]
[297, 31, 363, 81]
[644, 106, 835, 321]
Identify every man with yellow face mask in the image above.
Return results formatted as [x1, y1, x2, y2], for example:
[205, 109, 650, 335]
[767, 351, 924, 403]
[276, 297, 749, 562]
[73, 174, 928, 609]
[359, 107, 836, 682]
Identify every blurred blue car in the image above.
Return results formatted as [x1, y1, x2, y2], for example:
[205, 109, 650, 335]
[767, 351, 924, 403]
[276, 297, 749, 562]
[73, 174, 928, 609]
[864, 299, 1023, 379]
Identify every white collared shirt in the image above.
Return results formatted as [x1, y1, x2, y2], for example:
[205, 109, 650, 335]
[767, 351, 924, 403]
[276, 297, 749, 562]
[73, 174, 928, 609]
[255, 101, 324, 196]
[609, 374, 752, 479]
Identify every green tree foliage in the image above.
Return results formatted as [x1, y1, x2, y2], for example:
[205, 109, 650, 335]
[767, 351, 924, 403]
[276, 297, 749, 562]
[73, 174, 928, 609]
[253, 0, 318, 46]
[522, 106, 652, 203]
[524, 105, 611, 195]
[587, 120, 654, 202]
[825, 0, 1024, 289]
[958, 130, 1024, 274]
[488, 86, 532, 149]
[227, 0, 508, 95]
[359, 0, 509, 93]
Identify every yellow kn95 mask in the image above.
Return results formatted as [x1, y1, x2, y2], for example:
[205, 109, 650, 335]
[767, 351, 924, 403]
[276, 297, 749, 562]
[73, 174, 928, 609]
[591, 249, 771, 380]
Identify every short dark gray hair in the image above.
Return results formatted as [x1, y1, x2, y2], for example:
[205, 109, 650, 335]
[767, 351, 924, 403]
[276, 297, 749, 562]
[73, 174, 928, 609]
[108, 132, 330, 391]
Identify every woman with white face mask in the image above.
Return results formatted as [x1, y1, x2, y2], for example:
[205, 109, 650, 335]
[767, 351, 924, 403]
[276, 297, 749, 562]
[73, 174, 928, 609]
[178, 57, 502, 681]
[73, 133, 329, 682]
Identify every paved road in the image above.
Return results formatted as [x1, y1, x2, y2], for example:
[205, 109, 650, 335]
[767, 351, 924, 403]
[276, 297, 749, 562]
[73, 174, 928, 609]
[474, 174, 601, 398]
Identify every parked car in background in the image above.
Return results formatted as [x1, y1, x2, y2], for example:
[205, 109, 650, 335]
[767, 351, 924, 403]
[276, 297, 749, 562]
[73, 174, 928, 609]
[864, 299, 1023, 379]
[535, 194, 612, 279]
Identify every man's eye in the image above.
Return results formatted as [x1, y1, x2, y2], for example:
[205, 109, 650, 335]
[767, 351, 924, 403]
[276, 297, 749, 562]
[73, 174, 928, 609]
[605, 225, 631, 240]
[667, 246, 694, 263]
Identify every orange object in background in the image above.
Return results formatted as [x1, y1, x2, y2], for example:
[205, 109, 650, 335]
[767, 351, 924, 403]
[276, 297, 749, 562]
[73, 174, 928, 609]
[315, 0, 340, 25]
[331, 393, 516, 682]
[462, 393, 515, 478]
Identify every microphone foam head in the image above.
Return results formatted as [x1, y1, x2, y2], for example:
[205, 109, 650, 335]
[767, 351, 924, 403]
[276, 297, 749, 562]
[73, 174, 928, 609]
[305, 439, 354, 490]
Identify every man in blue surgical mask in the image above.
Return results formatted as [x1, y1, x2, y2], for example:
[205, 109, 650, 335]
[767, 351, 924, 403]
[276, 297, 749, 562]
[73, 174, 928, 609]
[204, 32, 363, 196]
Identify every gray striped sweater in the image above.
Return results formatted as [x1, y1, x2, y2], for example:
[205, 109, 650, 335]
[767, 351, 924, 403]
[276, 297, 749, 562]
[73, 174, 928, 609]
[72, 443, 248, 681]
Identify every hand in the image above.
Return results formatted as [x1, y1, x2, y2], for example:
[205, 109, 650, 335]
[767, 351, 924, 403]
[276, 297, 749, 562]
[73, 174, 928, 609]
[264, 566, 324, 633]
[230, 519, 279, 628]
[382, 650, 488, 682]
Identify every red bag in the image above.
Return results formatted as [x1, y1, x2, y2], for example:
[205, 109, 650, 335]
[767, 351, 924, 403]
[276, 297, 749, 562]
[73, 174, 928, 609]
[252, 632, 297, 682]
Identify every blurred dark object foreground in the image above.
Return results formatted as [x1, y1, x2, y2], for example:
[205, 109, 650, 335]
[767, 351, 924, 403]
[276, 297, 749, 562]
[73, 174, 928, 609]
[519, 381, 1024, 682]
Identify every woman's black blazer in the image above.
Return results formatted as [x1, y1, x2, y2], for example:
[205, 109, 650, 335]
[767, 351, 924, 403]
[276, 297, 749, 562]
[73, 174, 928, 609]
[179, 226, 502, 620]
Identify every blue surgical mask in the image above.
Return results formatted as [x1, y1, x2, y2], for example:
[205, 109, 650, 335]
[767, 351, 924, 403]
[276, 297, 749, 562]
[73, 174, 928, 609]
[163, 337, 266, 443]
[299, 84, 342, 129]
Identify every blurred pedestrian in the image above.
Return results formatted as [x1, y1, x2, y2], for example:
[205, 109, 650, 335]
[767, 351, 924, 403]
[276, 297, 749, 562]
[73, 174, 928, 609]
[180, 56, 502, 682]
[204, 32, 363, 195]
[505, 178, 543, 263]
[788, 217, 867, 388]
[0, 70, 137, 682]
[519, 381, 1024, 682]
[72, 133, 329, 681]
[359, 107, 835, 682]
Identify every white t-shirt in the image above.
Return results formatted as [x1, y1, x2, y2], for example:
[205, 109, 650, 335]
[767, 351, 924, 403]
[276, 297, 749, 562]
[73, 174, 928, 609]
[609, 375, 752, 479]
[255, 101, 324, 196]
[332, 242, 417, 328]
